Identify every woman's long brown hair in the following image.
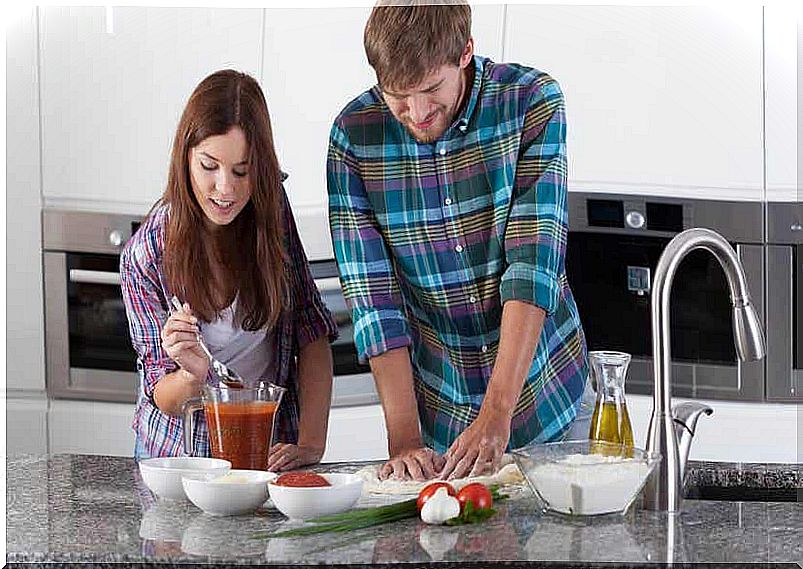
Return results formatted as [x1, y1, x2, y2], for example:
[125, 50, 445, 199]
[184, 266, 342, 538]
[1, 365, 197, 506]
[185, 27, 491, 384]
[162, 69, 287, 330]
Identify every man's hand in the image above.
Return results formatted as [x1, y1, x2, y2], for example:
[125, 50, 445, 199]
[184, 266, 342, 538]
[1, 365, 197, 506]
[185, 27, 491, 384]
[267, 443, 325, 472]
[378, 447, 446, 481]
[440, 410, 511, 480]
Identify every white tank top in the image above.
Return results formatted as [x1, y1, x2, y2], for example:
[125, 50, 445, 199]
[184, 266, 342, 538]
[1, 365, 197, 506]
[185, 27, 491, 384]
[200, 298, 272, 384]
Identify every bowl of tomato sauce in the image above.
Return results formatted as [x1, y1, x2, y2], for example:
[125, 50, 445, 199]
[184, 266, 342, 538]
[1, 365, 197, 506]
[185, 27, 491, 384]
[268, 471, 363, 520]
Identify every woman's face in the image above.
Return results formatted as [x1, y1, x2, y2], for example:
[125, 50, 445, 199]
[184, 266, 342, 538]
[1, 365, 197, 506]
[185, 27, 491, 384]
[188, 126, 252, 228]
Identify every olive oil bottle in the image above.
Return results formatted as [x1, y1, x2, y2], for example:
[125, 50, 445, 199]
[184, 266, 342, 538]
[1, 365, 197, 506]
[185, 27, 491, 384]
[588, 351, 634, 455]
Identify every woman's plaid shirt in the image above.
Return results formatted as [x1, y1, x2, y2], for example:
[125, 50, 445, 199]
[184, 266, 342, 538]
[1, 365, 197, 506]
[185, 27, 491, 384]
[327, 56, 588, 453]
[120, 192, 337, 459]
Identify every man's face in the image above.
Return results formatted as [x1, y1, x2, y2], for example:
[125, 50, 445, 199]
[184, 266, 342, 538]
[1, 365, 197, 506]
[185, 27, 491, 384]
[382, 41, 473, 144]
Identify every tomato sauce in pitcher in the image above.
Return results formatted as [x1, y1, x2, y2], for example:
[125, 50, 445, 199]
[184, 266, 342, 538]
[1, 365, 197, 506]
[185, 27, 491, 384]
[204, 400, 278, 470]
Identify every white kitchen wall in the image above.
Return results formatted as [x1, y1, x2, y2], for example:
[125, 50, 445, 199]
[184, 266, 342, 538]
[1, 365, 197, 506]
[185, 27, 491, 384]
[504, 5, 765, 202]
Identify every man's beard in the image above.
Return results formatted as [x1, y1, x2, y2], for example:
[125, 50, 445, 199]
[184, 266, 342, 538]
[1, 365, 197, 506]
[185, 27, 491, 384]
[403, 109, 449, 144]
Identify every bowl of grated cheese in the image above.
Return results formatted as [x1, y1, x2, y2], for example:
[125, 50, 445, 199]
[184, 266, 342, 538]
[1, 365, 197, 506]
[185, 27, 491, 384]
[182, 469, 277, 516]
[512, 440, 660, 516]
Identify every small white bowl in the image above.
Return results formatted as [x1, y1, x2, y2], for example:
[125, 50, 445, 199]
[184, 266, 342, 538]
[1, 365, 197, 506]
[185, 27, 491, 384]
[182, 470, 277, 516]
[139, 457, 231, 501]
[268, 473, 363, 520]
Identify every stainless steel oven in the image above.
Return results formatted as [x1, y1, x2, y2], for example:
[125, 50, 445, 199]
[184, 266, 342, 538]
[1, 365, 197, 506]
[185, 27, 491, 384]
[565, 193, 765, 402]
[42, 209, 380, 407]
[766, 202, 803, 401]
[43, 209, 142, 403]
[308, 260, 379, 407]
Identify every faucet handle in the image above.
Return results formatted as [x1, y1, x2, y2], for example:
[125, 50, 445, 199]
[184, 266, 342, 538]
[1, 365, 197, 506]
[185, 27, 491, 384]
[672, 402, 713, 483]
[672, 402, 713, 435]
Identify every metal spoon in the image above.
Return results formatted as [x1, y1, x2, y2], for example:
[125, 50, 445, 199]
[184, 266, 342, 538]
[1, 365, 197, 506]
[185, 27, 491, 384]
[170, 296, 245, 388]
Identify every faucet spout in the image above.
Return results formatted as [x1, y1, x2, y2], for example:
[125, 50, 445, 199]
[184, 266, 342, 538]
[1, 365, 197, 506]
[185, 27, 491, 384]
[642, 228, 765, 512]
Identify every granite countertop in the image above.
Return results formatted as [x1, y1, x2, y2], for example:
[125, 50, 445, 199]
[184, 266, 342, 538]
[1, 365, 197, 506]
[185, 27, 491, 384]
[6, 454, 802, 567]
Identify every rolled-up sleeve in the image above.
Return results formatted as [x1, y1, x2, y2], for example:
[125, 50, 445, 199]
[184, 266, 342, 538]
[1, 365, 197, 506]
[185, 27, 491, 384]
[280, 188, 339, 348]
[120, 241, 175, 401]
[501, 76, 568, 316]
[327, 121, 411, 363]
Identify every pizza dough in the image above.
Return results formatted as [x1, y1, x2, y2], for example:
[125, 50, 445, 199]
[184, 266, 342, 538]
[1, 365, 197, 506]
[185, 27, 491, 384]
[356, 454, 526, 495]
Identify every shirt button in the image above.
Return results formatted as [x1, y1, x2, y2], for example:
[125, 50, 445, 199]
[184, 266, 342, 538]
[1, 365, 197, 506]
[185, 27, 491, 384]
[455, 244, 464, 253]
[438, 148, 447, 156]
[481, 345, 489, 353]
[469, 295, 477, 304]
[444, 197, 452, 206]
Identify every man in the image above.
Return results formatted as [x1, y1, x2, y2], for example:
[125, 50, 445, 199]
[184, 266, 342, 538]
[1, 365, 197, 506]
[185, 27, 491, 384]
[327, 1, 588, 481]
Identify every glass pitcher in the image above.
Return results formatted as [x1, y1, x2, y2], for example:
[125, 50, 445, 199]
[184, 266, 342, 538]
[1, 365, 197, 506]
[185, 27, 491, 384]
[182, 381, 285, 471]
[588, 351, 634, 450]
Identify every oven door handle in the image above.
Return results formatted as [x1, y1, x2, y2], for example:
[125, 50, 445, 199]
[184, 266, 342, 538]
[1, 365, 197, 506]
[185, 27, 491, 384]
[68, 269, 121, 286]
[315, 277, 342, 293]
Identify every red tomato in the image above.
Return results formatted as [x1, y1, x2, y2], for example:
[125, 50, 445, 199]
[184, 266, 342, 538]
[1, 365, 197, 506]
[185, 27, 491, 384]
[456, 483, 493, 512]
[416, 482, 456, 511]
[274, 471, 331, 487]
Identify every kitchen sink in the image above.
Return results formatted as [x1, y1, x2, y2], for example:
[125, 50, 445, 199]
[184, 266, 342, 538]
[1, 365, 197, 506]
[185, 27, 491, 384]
[684, 485, 801, 502]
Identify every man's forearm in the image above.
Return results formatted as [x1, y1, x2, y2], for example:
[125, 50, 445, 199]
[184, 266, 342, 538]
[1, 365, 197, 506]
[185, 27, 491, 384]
[483, 300, 547, 417]
[368, 347, 422, 456]
[296, 336, 334, 448]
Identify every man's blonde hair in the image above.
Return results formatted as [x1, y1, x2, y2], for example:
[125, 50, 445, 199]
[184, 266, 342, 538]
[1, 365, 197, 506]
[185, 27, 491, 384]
[364, 0, 472, 92]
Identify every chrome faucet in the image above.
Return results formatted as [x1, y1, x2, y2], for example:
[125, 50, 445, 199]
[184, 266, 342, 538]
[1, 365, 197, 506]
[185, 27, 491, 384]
[642, 228, 766, 512]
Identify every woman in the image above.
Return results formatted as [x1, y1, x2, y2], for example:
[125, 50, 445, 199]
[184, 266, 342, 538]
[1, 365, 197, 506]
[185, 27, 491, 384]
[121, 69, 337, 472]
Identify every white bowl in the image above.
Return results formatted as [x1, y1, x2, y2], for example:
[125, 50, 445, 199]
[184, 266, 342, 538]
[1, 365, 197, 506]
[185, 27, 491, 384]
[182, 469, 277, 516]
[138, 457, 231, 501]
[267, 473, 363, 520]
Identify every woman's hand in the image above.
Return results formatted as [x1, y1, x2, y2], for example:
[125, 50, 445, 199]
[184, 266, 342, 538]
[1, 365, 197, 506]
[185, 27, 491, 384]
[267, 443, 325, 472]
[160, 302, 208, 381]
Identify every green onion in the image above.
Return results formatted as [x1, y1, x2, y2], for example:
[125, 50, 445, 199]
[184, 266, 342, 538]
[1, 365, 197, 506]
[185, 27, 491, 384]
[253, 485, 509, 539]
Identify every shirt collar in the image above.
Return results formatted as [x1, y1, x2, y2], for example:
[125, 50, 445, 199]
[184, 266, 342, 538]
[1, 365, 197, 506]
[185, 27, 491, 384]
[454, 55, 485, 132]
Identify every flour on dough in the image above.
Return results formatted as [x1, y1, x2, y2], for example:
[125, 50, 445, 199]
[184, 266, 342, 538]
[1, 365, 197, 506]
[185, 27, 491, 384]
[357, 454, 526, 495]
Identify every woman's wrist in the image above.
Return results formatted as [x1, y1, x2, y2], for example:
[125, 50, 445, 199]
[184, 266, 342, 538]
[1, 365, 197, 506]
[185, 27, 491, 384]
[153, 369, 203, 416]
[296, 417, 327, 451]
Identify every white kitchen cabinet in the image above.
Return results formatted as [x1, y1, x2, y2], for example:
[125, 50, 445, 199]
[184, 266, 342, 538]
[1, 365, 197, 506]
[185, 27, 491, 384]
[322, 404, 388, 463]
[504, 5, 764, 201]
[48, 400, 136, 457]
[6, 394, 49, 455]
[627, 395, 801, 464]
[38, 6, 263, 211]
[7, 7, 46, 392]
[261, 4, 505, 260]
[765, 5, 800, 203]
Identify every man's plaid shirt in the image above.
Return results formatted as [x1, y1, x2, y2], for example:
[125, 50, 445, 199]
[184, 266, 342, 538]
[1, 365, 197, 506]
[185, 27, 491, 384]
[327, 56, 588, 453]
